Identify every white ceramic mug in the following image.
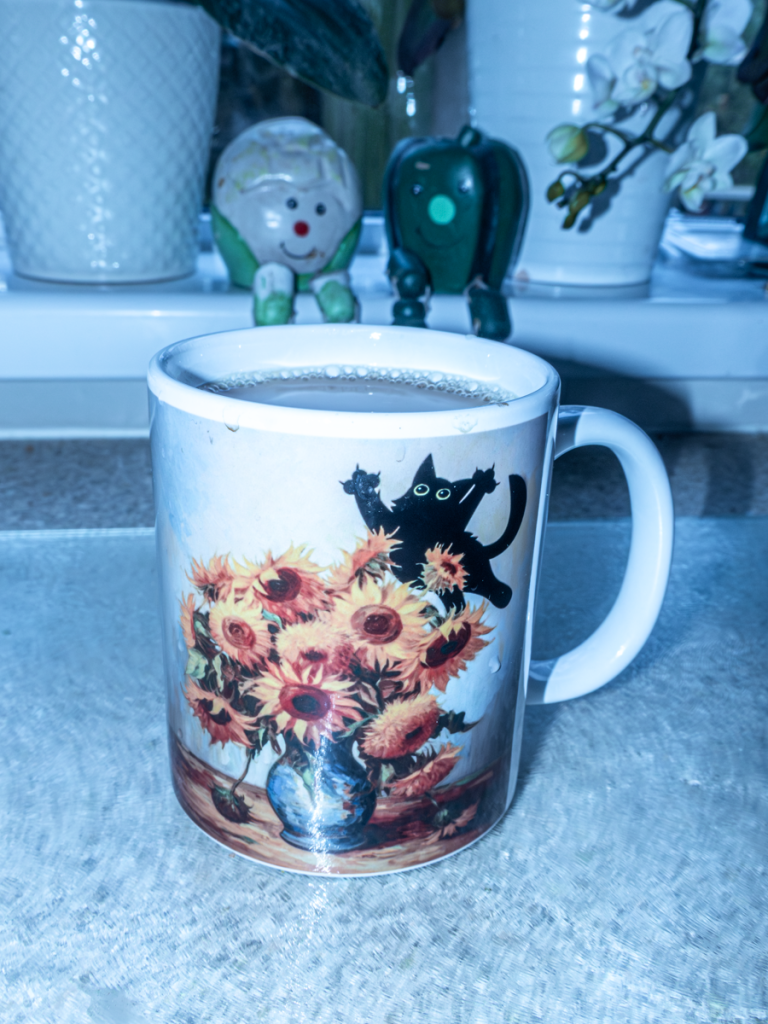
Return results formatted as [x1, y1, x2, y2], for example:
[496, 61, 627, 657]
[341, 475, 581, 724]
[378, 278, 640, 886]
[148, 324, 673, 876]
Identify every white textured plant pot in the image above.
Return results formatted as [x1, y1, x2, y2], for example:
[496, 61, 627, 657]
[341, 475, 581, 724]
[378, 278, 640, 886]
[466, 0, 690, 288]
[0, 0, 220, 283]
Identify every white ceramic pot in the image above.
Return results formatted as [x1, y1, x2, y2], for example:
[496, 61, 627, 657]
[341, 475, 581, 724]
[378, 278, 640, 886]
[466, 0, 694, 288]
[0, 0, 220, 283]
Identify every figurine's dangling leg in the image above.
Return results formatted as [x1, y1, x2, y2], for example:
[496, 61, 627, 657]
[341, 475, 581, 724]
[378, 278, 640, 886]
[312, 270, 358, 323]
[253, 262, 296, 326]
[467, 280, 512, 342]
[388, 247, 428, 329]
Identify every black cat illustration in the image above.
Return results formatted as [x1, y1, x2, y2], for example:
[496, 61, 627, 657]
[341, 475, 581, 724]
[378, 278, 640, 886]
[342, 455, 526, 610]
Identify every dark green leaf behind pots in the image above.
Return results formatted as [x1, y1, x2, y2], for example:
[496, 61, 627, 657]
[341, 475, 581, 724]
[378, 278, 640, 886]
[194, 0, 388, 106]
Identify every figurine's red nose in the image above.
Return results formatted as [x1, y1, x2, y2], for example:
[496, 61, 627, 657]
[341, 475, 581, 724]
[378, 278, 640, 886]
[294, 221, 309, 237]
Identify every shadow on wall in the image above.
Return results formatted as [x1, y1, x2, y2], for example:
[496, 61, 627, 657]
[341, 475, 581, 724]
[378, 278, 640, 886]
[551, 357, 693, 434]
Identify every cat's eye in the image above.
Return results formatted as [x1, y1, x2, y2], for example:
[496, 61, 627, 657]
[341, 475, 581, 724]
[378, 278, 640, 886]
[413, 483, 429, 496]
[286, 198, 298, 209]
[411, 184, 423, 196]
[436, 488, 451, 500]
[316, 203, 326, 215]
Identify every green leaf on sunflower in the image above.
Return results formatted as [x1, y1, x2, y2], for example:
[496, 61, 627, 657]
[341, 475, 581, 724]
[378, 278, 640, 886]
[185, 648, 208, 679]
[261, 609, 284, 628]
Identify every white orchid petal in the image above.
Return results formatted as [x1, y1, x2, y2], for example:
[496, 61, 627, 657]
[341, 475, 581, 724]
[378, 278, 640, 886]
[703, 0, 752, 38]
[657, 58, 692, 90]
[638, 0, 688, 30]
[701, 33, 748, 66]
[613, 62, 658, 105]
[680, 164, 710, 192]
[704, 132, 749, 172]
[664, 168, 688, 192]
[686, 111, 718, 154]
[587, 54, 615, 107]
[680, 184, 706, 212]
[711, 169, 735, 191]
[652, 9, 695, 65]
[606, 29, 648, 69]
[666, 139, 695, 178]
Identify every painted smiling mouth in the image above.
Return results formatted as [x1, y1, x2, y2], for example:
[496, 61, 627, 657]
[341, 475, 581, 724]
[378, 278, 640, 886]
[414, 225, 456, 250]
[280, 242, 319, 260]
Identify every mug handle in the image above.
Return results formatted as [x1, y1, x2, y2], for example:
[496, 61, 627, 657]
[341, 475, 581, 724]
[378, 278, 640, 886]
[527, 405, 674, 705]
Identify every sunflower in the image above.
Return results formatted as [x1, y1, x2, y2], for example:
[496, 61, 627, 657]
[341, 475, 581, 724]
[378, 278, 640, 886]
[184, 678, 258, 747]
[331, 577, 429, 673]
[180, 593, 197, 649]
[188, 554, 236, 603]
[390, 743, 462, 797]
[421, 545, 467, 595]
[327, 528, 401, 591]
[360, 693, 440, 760]
[275, 619, 354, 677]
[234, 546, 329, 623]
[251, 661, 363, 747]
[208, 591, 272, 671]
[411, 602, 492, 693]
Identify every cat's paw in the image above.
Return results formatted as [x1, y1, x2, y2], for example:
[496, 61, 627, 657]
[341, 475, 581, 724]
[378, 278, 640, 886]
[472, 467, 498, 493]
[342, 467, 380, 497]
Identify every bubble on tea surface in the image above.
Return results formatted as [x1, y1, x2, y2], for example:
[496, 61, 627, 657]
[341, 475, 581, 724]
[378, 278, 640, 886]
[199, 364, 517, 411]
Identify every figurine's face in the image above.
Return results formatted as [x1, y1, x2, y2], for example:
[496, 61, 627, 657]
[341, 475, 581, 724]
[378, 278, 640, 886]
[229, 180, 352, 276]
[394, 147, 485, 293]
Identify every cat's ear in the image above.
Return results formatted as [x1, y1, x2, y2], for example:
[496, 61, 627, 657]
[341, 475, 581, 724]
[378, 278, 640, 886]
[413, 454, 436, 485]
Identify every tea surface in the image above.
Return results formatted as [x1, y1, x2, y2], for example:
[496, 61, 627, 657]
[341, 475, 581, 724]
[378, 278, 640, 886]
[202, 368, 514, 413]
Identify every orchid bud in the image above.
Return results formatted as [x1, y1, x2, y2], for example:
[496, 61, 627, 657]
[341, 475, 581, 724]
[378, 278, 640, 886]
[569, 190, 591, 215]
[546, 124, 589, 164]
[546, 180, 565, 202]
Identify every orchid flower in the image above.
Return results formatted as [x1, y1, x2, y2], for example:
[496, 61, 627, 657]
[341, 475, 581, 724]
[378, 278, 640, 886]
[664, 111, 748, 211]
[697, 0, 753, 66]
[587, 0, 694, 115]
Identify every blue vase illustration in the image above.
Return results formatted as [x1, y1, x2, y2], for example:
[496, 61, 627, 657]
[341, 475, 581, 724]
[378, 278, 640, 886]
[267, 734, 376, 853]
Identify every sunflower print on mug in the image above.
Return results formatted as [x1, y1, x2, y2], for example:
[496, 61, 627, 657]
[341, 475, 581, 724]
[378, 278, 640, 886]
[177, 529, 503, 855]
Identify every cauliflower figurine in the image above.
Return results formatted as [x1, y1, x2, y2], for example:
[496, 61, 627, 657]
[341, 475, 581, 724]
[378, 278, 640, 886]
[212, 117, 363, 326]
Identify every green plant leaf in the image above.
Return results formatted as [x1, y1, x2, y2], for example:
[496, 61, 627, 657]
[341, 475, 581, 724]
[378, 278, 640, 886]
[397, 0, 463, 78]
[195, 0, 388, 106]
[738, 8, 768, 104]
[745, 102, 768, 152]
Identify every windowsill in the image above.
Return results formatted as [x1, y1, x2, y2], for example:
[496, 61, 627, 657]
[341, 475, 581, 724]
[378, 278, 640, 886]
[0, 212, 766, 434]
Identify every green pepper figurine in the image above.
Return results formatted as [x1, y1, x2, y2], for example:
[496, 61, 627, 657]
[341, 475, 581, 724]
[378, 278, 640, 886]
[212, 118, 363, 327]
[383, 125, 528, 341]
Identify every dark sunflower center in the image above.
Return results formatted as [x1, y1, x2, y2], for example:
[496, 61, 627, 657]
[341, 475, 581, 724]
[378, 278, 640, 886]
[265, 568, 302, 602]
[280, 684, 331, 721]
[303, 649, 327, 662]
[209, 707, 232, 726]
[425, 622, 471, 668]
[442, 559, 457, 576]
[351, 604, 403, 645]
[222, 616, 256, 649]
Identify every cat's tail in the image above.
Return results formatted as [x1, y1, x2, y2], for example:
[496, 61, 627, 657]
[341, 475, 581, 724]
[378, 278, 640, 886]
[483, 474, 527, 559]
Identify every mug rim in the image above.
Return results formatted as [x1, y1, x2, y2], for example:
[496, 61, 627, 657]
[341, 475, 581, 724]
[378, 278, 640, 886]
[148, 324, 560, 440]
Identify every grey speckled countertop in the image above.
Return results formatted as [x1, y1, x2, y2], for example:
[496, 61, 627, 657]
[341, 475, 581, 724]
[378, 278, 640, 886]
[0, 433, 767, 530]
[1, 434, 765, 1023]
[1, 520, 766, 1024]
